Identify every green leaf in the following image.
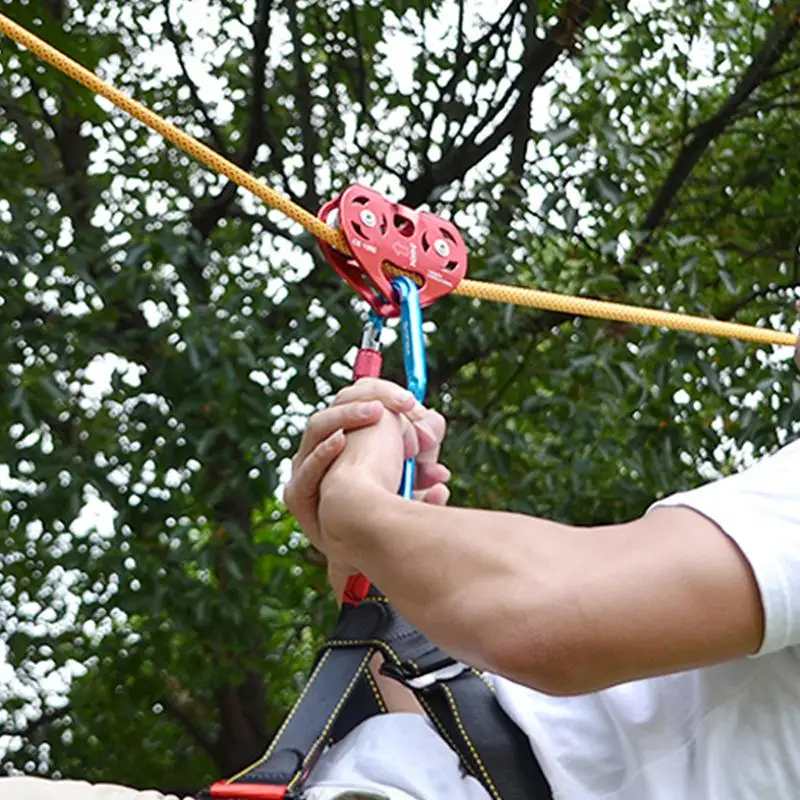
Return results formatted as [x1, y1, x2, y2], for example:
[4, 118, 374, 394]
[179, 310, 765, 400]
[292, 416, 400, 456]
[544, 125, 579, 147]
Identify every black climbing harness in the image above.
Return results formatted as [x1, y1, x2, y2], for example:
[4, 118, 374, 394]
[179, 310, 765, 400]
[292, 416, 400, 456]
[198, 584, 552, 800]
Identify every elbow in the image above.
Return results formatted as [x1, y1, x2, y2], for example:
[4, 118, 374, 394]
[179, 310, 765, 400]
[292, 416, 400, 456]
[488, 635, 593, 697]
[482, 589, 602, 697]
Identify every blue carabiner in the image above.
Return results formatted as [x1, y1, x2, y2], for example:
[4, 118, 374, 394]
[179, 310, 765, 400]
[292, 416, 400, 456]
[391, 276, 427, 500]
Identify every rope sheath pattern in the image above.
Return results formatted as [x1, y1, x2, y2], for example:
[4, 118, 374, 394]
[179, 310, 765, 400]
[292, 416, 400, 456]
[0, 12, 796, 349]
[454, 280, 797, 346]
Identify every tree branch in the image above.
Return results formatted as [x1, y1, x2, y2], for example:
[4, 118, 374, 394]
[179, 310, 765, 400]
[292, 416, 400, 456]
[630, 8, 800, 261]
[403, 0, 596, 208]
[163, 0, 230, 155]
[160, 695, 220, 765]
[241, 0, 272, 167]
[424, 0, 524, 151]
[190, 0, 272, 240]
[348, 0, 370, 127]
[495, 1, 539, 230]
[285, 0, 319, 212]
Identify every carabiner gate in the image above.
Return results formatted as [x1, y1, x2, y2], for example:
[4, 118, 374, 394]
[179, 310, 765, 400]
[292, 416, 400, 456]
[393, 276, 427, 500]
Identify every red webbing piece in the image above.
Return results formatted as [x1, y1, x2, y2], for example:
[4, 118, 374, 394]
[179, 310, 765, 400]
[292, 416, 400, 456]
[209, 782, 286, 799]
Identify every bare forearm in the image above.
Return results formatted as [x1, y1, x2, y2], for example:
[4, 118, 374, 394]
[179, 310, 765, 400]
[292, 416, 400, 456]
[320, 477, 578, 689]
[320, 477, 764, 696]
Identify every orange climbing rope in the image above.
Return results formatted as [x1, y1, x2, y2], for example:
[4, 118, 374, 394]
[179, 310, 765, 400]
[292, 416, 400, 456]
[0, 12, 796, 349]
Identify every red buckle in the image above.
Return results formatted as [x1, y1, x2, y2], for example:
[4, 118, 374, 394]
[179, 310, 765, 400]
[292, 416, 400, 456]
[318, 184, 468, 317]
[341, 573, 372, 607]
[209, 782, 286, 799]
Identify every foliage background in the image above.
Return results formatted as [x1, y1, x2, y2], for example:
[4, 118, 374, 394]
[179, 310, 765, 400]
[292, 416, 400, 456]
[1, 0, 799, 792]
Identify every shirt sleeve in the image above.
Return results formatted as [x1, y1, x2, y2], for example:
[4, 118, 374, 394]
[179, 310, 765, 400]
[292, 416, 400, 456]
[649, 439, 800, 656]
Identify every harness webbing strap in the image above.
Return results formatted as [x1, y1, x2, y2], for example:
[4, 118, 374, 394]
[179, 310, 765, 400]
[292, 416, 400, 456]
[409, 669, 551, 800]
[198, 643, 382, 799]
[199, 587, 553, 800]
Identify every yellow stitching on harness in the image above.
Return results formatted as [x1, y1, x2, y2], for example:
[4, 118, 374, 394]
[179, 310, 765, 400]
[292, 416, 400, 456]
[296, 649, 376, 775]
[364, 668, 389, 714]
[224, 649, 332, 783]
[325, 638, 403, 665]
[416, 693, 464, 761]
[404, 656, 504, 798]
[442, 683, 503, 800]
[471, 667, 498, 694]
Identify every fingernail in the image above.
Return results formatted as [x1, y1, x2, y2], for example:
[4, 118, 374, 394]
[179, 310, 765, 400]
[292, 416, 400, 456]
[393, 388, 414, 407]
[328, 429, 345, 447]
[359, 401, 380, 418]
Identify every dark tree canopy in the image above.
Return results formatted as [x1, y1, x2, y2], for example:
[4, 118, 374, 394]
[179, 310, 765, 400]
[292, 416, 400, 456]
[1, 0, 799, 792]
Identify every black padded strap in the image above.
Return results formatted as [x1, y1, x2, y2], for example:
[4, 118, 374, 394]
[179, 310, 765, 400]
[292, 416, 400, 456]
[198, 588, 552, 800]
[411, 668, 552, 800]
[199, 600, 387, 799]
[325, 596, 553, 800]
[328, 670, 386, 745]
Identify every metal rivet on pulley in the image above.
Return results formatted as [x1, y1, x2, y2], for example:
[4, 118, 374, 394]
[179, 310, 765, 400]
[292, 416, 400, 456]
[360, 209, 377, 228]
[433, 238, 451, 257]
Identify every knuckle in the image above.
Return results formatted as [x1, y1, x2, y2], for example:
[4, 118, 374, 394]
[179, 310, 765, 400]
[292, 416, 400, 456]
[333, 385, 359, 404]
[306, 412, 330, 438]
[428, 410, 447, 438]
[335, 378, 386, 402]
[431, 409, 447, 427]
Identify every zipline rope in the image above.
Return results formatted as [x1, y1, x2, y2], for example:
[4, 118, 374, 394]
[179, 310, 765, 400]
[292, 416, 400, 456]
[0, 12, 796, 349]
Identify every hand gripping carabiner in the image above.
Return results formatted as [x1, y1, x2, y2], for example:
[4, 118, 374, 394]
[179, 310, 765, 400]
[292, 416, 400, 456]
[350, 277, 426, 497]
[341, 276, 427, 606]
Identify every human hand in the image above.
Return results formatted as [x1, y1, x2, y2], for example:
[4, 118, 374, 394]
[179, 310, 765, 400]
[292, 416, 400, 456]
[327, 379, 451, 503]
[284, 379, 450, 565]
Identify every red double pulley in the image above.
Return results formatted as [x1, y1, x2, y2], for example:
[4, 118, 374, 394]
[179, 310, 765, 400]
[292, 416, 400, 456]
[318, 184, 468, 317]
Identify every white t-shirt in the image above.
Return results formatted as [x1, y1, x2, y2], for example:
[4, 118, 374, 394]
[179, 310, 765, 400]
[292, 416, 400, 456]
[306, 438, 800, 800]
